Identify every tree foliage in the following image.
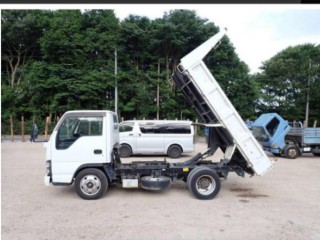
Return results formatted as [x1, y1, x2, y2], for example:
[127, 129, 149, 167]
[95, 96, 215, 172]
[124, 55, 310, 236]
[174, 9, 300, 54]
[254, 44, 320, 124]
[3, 9, 317, 130]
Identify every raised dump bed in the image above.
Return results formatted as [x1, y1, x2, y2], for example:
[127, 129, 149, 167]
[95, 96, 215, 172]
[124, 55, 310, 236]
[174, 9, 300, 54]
[172, 28, 273, 176]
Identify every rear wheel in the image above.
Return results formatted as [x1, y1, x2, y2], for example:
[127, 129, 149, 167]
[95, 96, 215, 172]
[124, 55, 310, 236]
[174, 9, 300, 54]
[168, 145, 182, 158]
[75, 168, 108, 200]
[119, 144, 132, 158]
[285, 145, 299, 159]
[187, 167, 221, 200]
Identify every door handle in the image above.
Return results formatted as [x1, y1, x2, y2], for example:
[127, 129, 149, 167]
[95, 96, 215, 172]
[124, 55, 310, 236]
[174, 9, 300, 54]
[94, 149, 102, 154]
[129, 134, 133, 136]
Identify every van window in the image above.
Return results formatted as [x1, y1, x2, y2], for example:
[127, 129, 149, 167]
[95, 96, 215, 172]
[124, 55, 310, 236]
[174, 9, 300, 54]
[56, 116, 103, 150]
[139, 124, 159, 134]
[266, 117, 280, 137]
[165, 124, 191, 134]
[138, 123, 191, 134]
[119, 123, 134, 132]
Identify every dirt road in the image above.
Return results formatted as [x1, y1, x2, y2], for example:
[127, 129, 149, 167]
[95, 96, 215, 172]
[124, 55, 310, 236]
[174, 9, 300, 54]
[2, 141, 320, 240]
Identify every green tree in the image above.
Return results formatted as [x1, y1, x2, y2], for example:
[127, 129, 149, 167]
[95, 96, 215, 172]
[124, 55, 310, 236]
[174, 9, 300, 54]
[36, 9, 120, 116]
[1, 10, 48, 88]
[255, 44, 320, 124]
[1, 10, 51, 120]
[1, 9, 260, 129]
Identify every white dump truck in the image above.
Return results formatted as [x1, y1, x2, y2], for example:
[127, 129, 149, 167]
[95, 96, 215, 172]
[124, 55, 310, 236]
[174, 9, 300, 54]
[44, 28, 274, 200]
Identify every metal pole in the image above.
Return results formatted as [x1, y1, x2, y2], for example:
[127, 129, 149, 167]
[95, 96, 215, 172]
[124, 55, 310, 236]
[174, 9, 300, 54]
[157, 60, 160, 120]
[305, 59, 311, 127]
[115, 49, 118, 114]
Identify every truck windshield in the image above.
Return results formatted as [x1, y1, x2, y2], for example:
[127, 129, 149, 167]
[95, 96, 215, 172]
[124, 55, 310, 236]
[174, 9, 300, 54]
[252, 126, 269, 142]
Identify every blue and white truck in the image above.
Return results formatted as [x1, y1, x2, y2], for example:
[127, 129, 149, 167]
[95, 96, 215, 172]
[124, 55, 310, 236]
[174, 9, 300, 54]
[252, 113, 320, 159]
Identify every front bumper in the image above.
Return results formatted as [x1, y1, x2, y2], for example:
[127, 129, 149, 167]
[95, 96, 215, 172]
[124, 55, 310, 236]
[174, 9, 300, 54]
[262, 146, 281, 154]
[44, 175, 52, 186]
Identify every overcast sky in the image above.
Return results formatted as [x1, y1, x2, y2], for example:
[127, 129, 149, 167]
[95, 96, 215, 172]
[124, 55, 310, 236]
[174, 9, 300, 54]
[2, 4, 320, 74]
[112, 4, 320, 74]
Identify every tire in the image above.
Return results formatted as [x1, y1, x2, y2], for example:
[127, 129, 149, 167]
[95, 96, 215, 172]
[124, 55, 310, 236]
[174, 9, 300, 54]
[75, 168, 108, 200]
[285, 145, 299, 159]
[312, 153, 320, 157]
[141, 176, 171, 191]
[187, 167, 221, 200]
[119, 144, 132, 158]
[168, 145, 182, 158]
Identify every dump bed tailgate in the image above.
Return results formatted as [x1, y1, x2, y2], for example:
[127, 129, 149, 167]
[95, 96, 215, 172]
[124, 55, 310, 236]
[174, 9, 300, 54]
[173, 29, 273, 176]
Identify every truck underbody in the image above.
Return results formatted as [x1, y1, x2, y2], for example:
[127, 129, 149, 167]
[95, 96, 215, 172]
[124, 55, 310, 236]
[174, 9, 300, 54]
[77, 145, 253, 200]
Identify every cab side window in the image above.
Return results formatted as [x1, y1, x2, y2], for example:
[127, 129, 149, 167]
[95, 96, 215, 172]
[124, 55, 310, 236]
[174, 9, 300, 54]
[56, 116, 103, 150]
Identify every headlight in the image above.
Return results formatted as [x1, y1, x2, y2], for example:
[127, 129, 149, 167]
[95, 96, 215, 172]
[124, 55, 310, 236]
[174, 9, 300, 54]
[270, 143, 278, 149]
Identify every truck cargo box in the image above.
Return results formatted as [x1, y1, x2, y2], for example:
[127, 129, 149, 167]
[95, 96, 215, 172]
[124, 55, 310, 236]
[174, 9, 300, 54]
[172, 28, 273, 176]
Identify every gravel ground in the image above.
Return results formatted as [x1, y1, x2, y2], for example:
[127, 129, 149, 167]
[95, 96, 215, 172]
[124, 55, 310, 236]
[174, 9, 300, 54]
[2, 141, 320, 240]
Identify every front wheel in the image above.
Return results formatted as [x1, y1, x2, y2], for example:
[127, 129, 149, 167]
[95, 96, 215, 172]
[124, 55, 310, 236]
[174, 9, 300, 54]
[75, 168, 108, 200]
[187, 167, 221, 200]
[119, 144, 132, 158]
[285, 145, 299, 159]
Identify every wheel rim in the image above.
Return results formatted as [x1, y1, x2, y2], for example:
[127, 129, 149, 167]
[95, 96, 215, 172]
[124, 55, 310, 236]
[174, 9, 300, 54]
[79, 175, 101, 196]
[196, 175, 216, 195]
[288, 148, 297, 158]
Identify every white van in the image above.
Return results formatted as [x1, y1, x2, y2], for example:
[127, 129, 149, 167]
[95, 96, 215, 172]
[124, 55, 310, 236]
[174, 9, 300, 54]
[119, 120, 195, 158]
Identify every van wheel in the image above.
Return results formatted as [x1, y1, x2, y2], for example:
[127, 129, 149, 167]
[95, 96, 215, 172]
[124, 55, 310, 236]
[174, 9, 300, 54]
[75, 168, 108, 200]
[119, 144, 132, 158]
[168, 145, 182, 158]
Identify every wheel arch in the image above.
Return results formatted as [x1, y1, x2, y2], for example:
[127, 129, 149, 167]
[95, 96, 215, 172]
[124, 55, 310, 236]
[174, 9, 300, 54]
[120, 143, 132, 150]
[73, 164, 111, 183]
[167, 143, 183, 153]
[285, 136, 301, 148]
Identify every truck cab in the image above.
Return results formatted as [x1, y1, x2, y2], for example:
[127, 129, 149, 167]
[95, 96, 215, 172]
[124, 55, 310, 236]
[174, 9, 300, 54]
[252, 113, 290, 156]
[45, 110, 119, 186]
[252, 112, 320, 159]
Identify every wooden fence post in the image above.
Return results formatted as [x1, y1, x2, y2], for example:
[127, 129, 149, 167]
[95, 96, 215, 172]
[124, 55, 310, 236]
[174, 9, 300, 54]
[10, 115, 14, 142]
[313, 120, 317, 128]
[21, 115, 25, 142]
[45, 116, 49, 140]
